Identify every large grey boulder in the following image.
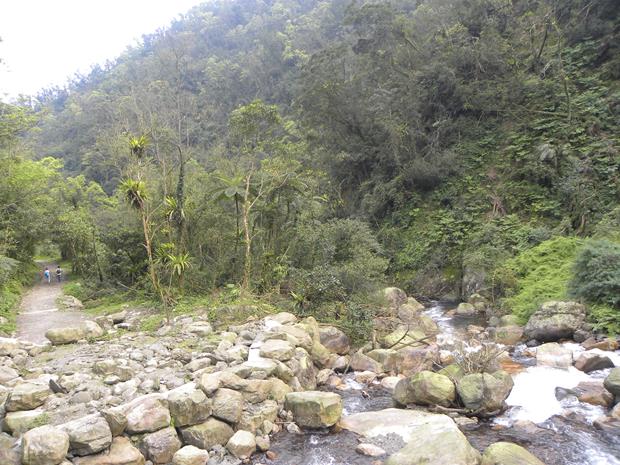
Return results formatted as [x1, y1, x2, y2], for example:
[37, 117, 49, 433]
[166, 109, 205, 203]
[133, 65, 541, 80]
[5, 382, 51, 411]
[393, 371, 455, 407]
[167, 385, 212, 427]
[45, 320, 104, 345]
[72, 437, 145, 465]
[141, 427, 182, 465]
[319, 326, 350, 355]
[481, 442, 546, 465]
[180, 417, 234, 450]
[59, 413, 112, 456]
[456, 372, 513, 414]
[212, 388, 244, 423]
[284, 391, 343, 428]
[524, 301, 586, 342]
[21, 426, 70, 465]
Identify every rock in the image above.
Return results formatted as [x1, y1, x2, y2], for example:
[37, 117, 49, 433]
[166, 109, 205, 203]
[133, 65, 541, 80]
[72, 437, 145, 465]
[237, 400, 279, 433]
[319, 326, 350, 355]
[481, 442, 545, 465]
[108, 310, 127, 324]
[611, 402, 620, 420]
[491, 326, 523, 345]
[0, 337, 19, 356]
[498, 315, 520, 327]
[284, 391, 343, 428]
[168, 386, 212, 427]
[59, 295, 84, 310]
[259, 339, 295, 361]
[101, 407, 127, 436]
[265, 312, 298, 325]
[3, 409, 49, 434]
[226, 430, 256, 459]
[383, 327, 427, 350]
[604, 368, 620, 396]
[574, 381, 614, 407]
[256, 435, 270, 451]
[536, 343, 573, 368]
[186, 321, 213, 336]
[355, 370, 377, 384]
[524, 301, 586, 342]
[180, 418, 234, 450]
[438, 364, 466, 382]
[5, 381, 51, 411]
[456, 303, 477, 316]
[212, 388, 245, 423]
[384, 287, 408, 308]
[367, 349, 402, 374]
[356, 444, 386, 457]
[21, 425, 70, 465]
[583, 338, 619, 351]
[198, 372, 222, 396]
[574, 352, 615, 373]
[59, 413, 112, 456]
[0, 432, 21, 465]
[0, 365, 19, 384]
[341, 409, 479, 465]
[399, 345, 439, 376]
[381, 376, 402, 391]
[141, 427, 182, 464]
[123, 394, 171, 434]
[172, 445, 209, 465]
[350, 351, 383, 373]
[456, 372, 513, 414]
[393, 371, 455, 407]
[45, 320, 104, 345]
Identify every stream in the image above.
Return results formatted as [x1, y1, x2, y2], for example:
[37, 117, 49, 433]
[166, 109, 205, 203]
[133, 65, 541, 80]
[252, 302, 620, 465]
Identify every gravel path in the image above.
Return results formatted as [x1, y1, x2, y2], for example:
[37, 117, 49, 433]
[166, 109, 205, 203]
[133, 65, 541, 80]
[16, 275, 87, 344]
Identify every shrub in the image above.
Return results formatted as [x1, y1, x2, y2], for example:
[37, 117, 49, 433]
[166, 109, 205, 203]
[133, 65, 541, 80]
[569, 240, 620, 308]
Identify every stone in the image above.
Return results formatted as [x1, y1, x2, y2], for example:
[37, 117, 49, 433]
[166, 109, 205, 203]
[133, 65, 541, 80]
[3, 409, 49, 434]
[498, 315, 520, 327]
[259, 339, 295, 361]
[393, 371, 455, 407]
[45, 320, 104, 345]
[455, 303, 477, 316]
[59, 413, 112, 456]
[384, 287, 407, 308]
[524, 301, 586, 342]
[574, 351, 615, 373]
[491, 326, 524, 345]
[604, 368, 620, 396]
[356, 444, 386, 457]
[265, 312, 298, 325]
[141, 427, 182, 464]
[123, 394, 171, 434]
[350, 351, 383, 373]
[583, 338, 619, 351]
[381, 376, 402, 391]
[5, 381, 51, 411]
[180, 418, 234, 450]
[186, 321, 213, 336]
[226, 430, 256, 459]
[72, 437, 145, 465]
[212, 388, 244, 423]
[102, 407, 127, 436]
[319, 326, 350, 355]
[574, 381, 614, 407]
[21, 425, 70, 465]
[481, 442, 545, 465]
[355, 371, 377, 384]
[241, 379, 274, 403]
[168, 386, 212, 427]
[536, 343, 573, 368]
[0, 365, 19, 384]
[284, 391, 343, 428]
[367, 349, 402, 374]
[383, 327, 427, 350]
[456, 372, 513, 413]
[237, 400, 279, 433]
[0, 337, 19, 356]
[172, 445, 209, 465]
[399, 345, 439, 376]
[0, 432, 21, 465]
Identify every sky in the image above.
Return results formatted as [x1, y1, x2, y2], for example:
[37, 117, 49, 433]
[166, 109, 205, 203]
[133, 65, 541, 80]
[0, 0, 205, 102]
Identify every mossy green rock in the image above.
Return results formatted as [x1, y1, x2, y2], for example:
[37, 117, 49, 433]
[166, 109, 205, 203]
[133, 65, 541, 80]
[285, 391, 342, 428]
[393, 371, 455, 407]
[604, 367, 620, 396]
[383, 327, 427, 349]
[438, 364, 465, 381]
[481, 442, 546, 465]
[456, 372, 513, 413]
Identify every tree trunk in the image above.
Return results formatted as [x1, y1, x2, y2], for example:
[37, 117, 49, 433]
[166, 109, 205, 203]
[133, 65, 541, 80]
[242, 174, 252, 290]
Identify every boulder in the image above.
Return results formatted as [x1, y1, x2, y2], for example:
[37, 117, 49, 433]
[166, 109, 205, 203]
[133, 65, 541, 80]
[455, 303, 477, 316]
[604, 368, 620, 396]
[3, 409, 49, 434]
[284, 391, 342, 428]
[172, 445, 209, 465]
[212, 388, 244, 423]
[141, 427, 182, 465]
[237, 400, 279, 433]
[481, 442, 545, 465]
[5, 382, 51, 411]
[123, 394, 171, 434]
[383, 327, 428, 350]
[0, 337, 19, 356]
[21, 426, 70, 465]
[393, 371, 455, 407]
[93, 359, 135, 382]
[399, 345, 440, 376]
[72, 437, 145, 465]
[536, 343, 573, 368]
[180, 418, 234, 450]
[583, 338, 619, 351]
[456, 372, 513, 414]
[574, 352, 615, 373]
[384, 287, 408, 308]
[265, 312, 298, 325]
[259, 339, 295, 361]
[226, 430, 256, 459]
[356, 443, 387, 457]
[367, 349, 402, 374]
[101, 407, 127, 436]
[0, 432, 20, 465]
[350, 351, 383, 373]
[491, 326, 524, 345]
[168, 386, 212, 427]
[319, 326, 350, 355]
[59, 413, 112, 456]
[524, 301, 586, 342]
[45, 320, 104, 345]
[0, 365, 19, 384]
[574, 381, 614, 407]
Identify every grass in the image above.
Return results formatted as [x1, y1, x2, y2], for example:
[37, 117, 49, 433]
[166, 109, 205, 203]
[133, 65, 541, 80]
[0, 280, 22, 334]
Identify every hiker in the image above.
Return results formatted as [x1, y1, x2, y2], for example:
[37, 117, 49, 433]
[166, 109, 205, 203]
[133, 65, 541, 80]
[43, 267, 51, 284]
[56, 265, 63, 283]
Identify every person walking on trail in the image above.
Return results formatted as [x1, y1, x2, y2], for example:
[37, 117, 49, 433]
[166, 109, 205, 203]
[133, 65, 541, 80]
[43, 267, 51, 284]
[55, 265, 63, 283]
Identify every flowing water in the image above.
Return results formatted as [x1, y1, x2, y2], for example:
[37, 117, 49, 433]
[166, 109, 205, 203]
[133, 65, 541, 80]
[253, 303, 620, 465]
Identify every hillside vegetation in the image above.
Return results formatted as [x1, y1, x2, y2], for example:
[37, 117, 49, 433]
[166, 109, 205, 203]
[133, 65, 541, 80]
[1, 0, 619, 335]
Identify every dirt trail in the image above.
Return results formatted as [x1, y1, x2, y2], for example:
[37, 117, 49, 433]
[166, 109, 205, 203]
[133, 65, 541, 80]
[17, 275, 88, 344]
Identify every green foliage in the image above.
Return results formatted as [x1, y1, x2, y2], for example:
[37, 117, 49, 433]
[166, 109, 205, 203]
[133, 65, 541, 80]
[499, 237, 583, 323]
[569, 240, 620, 309]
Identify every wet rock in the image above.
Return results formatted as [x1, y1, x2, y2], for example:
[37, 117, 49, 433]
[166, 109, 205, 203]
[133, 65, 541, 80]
[259, 339, 295, 361]
[582, 337, 619, 351]
[574, 351, 614, 373]
[319, 326, 350, 355]
[481, 441, 545, 465]
[604, 368, 620, 396]
[172, 445, 209, 465]
[256, 435, 270, 451]
[226, 430, 256, 459]
[168, 386, 212, 427]
[536, 343, 573, 368]
[349, 351, 383, 373]
[524, 301, 586, 342]
[5, 381, 51, 411]
[355, 370, 378, 384]
[180, 417, 234, 450]
[123, 394, 171, 434]
[456, 371, 513, 414]
[45, 320, 104, 345]
[21, 425, 70, 465]
[72, 436, 145, 465]
[356, 443, 386, 457]
[284, 391, 343, 428]
[574, 380, 614, 407]
[393, 371, 455, 407]
[3, 409, 49, 434]
[384, 287, 408, 308]
[59, 413, 112, 456]
[141, 426, 182, 464]
[212, 388, 245, 423]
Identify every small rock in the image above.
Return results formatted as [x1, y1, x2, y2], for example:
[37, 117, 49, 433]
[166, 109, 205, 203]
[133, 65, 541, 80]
[172, 445, 209, 465]
[356, 444, 386, 457]
[226, 430, 256, 459]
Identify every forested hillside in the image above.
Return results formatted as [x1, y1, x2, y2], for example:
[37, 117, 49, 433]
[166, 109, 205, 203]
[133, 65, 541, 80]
[2, 0, 619, 335]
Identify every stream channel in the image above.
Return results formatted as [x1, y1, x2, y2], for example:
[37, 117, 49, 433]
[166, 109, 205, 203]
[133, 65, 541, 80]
[252, 302, 620, 465]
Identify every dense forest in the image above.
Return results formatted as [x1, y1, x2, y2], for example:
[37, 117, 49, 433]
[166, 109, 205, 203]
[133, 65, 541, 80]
[1, 0, 619, 337]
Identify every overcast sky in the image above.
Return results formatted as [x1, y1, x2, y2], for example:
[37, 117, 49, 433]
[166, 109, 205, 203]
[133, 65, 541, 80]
[0, 0, 204, 102]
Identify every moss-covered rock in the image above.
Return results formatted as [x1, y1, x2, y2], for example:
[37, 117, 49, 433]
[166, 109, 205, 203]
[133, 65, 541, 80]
[393, 371, 455, 407]
[284, 391, 342, 428]
[481, 442, 545, 465]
